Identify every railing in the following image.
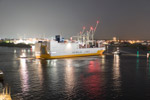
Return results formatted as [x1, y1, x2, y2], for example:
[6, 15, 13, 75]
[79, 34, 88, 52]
[0, 86, 12, 100]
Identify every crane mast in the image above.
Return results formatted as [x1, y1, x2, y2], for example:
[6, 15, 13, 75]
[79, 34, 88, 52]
[75, 20, 99, 48]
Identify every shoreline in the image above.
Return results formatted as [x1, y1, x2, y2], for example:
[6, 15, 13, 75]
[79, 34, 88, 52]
[0, 42, 31, 48]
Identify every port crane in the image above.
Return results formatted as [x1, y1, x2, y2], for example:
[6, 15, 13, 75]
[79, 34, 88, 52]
[75, 20, 99, 47]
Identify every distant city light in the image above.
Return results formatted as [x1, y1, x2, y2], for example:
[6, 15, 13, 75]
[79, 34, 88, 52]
[14, 38, 37, 44]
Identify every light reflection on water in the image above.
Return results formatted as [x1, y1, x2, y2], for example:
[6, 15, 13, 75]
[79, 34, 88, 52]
[136, 58, 139, 72]
[64, 59, 75, 97]
[1, 47, 150, 100]
[101, 55, 105, 70]
[149, 61, 150, 79]
[113, 54, 121, 97]
[88, 60, 102, 98]
[37, 59, 44, 86]
[147, 58, 150, 79]
[113, 55, 120, 81]
[19, 58, 29, 93]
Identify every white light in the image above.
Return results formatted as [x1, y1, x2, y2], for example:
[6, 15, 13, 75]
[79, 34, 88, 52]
[66, 43, 72, 49]
[31, 45, 35, 51]
[20, 52, 26, 58]
[51, 52, 56, 53]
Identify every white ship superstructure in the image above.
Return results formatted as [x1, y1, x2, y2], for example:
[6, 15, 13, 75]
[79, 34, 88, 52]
[35, 21, 105, 59]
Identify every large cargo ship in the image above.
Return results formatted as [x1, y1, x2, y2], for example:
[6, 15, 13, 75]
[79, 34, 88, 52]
[35, 21, 105, 59]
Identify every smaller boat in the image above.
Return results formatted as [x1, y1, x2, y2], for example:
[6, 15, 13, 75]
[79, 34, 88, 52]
[0, 70, 4, 81]
[113, 47, 121, 55]
[20, 52, 27, 58]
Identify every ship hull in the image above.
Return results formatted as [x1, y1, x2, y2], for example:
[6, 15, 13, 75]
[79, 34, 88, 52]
[36, 49, 105, 59]
[35, 41, 105, 59]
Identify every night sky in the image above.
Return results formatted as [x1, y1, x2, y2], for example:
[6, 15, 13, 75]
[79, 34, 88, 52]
[0, 0, 150, 39]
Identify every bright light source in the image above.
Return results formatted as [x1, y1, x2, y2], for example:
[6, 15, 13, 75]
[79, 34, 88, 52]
[90, 27, 93, 30]
[51, 52, 56, 53]
[97, 20, 99, 24]
[83, 26, 85, 29]
[67, 43, 72, 49]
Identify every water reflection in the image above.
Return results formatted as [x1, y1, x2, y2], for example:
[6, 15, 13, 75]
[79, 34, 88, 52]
[82, 60, 102, 99]
[19, 58, 29, 93]
[50, 59, 59, 83]
[66, 59, 72, 67]
[101, 55, 105, 70]
[113, 55, 121, 88]
[136, 58, 139, 72]
[50, 59, 57, 67]
[64, 59, 75, 97]
[147, 58, 150, 79]
[149, 60, 150, 79]
[36, 59, 44, 86]
[14, 49, 16, 53]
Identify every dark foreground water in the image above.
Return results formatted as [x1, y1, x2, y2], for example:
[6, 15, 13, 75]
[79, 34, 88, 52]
[0, 47, 150, 100]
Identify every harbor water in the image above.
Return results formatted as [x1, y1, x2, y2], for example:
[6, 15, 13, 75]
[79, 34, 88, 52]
[0, 46, 150, 100]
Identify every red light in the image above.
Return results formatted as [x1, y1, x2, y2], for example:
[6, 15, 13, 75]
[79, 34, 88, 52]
[90, 27, 93, 30]
[83, 26, 85, 29]
[80, 31, 82, 34]
[97, 20, 99, 24]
